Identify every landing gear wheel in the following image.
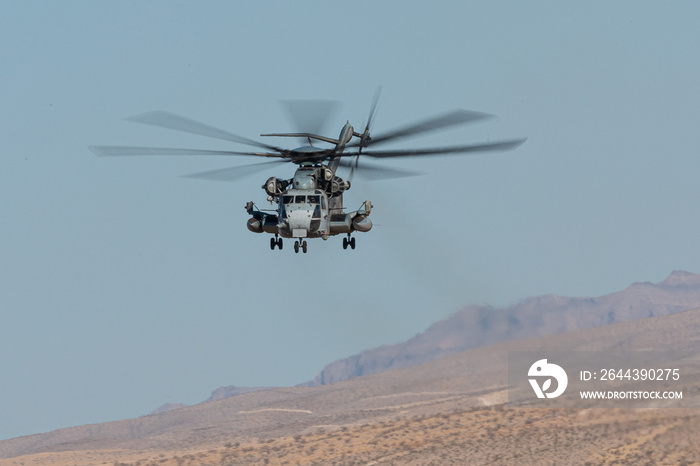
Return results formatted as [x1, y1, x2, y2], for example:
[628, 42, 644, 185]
[350, 237, 356, 250]
[294, 241, 300, 253]
[271, 237, 283, 250]
[342, 237, 348, 250]
[302, 240, 308, 253]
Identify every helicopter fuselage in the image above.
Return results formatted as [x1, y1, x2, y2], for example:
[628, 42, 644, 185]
[280, 189, 329, 239]
[246, 162, 372, 252]
[90, 100, 525, 254]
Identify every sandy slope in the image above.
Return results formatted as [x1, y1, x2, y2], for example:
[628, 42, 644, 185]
[1, 308, 699, 465]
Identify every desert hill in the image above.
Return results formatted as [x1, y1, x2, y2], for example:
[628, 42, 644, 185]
[304, 270, 700, 386]
[1, 305, 699, 465]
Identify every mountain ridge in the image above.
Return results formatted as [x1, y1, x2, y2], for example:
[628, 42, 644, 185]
[1, 305, 698, 464]
[301, 270, 700, 386]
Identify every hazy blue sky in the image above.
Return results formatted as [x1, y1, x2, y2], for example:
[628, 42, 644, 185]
[2, 1, 700, 440]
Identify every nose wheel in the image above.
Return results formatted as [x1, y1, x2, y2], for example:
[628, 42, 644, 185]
[270, 237, 283, 250]
[294, 240, 308, 254]
[342, 236, 356, 250]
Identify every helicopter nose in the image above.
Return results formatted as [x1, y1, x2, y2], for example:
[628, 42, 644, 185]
[288, 209, 312, 233]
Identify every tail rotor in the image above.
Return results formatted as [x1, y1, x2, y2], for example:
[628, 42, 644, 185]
[350, 86, 381, 181]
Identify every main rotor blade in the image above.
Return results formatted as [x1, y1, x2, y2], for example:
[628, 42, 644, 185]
[350, 138, 527, 158]
[260, 133, 340, 145]
[88, 145, 284, 158]
[182, 160, 289, 182]
[349, 110, 493, 147]
[335, 157, 422, 180]
[126, 111, 287, 153]
[279, 100, 340, 145]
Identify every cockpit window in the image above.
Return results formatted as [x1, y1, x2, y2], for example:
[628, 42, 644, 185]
[283, 195, 294, 204]
[294, 195, 306, 204]
[307, 195, 320, 205]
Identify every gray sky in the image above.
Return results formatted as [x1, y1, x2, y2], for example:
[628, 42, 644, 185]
[2, 1, 700, 440]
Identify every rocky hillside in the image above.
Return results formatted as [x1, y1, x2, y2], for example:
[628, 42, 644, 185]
[304, 270, 700, 386]
[1, 306, 698, 464]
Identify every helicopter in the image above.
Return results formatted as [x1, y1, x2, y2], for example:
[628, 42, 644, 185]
[89, 94, 526, 253]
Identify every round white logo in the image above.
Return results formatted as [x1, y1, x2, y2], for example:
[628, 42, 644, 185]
[528, 359, 568, 399]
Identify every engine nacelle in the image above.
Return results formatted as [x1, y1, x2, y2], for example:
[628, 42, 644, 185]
[263, 177, 285, 197]
[328, 176, 350, 195]
[318, 166, 334, 182]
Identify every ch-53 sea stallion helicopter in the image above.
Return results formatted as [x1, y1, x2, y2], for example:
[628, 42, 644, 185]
[89, 93, 526, 253]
